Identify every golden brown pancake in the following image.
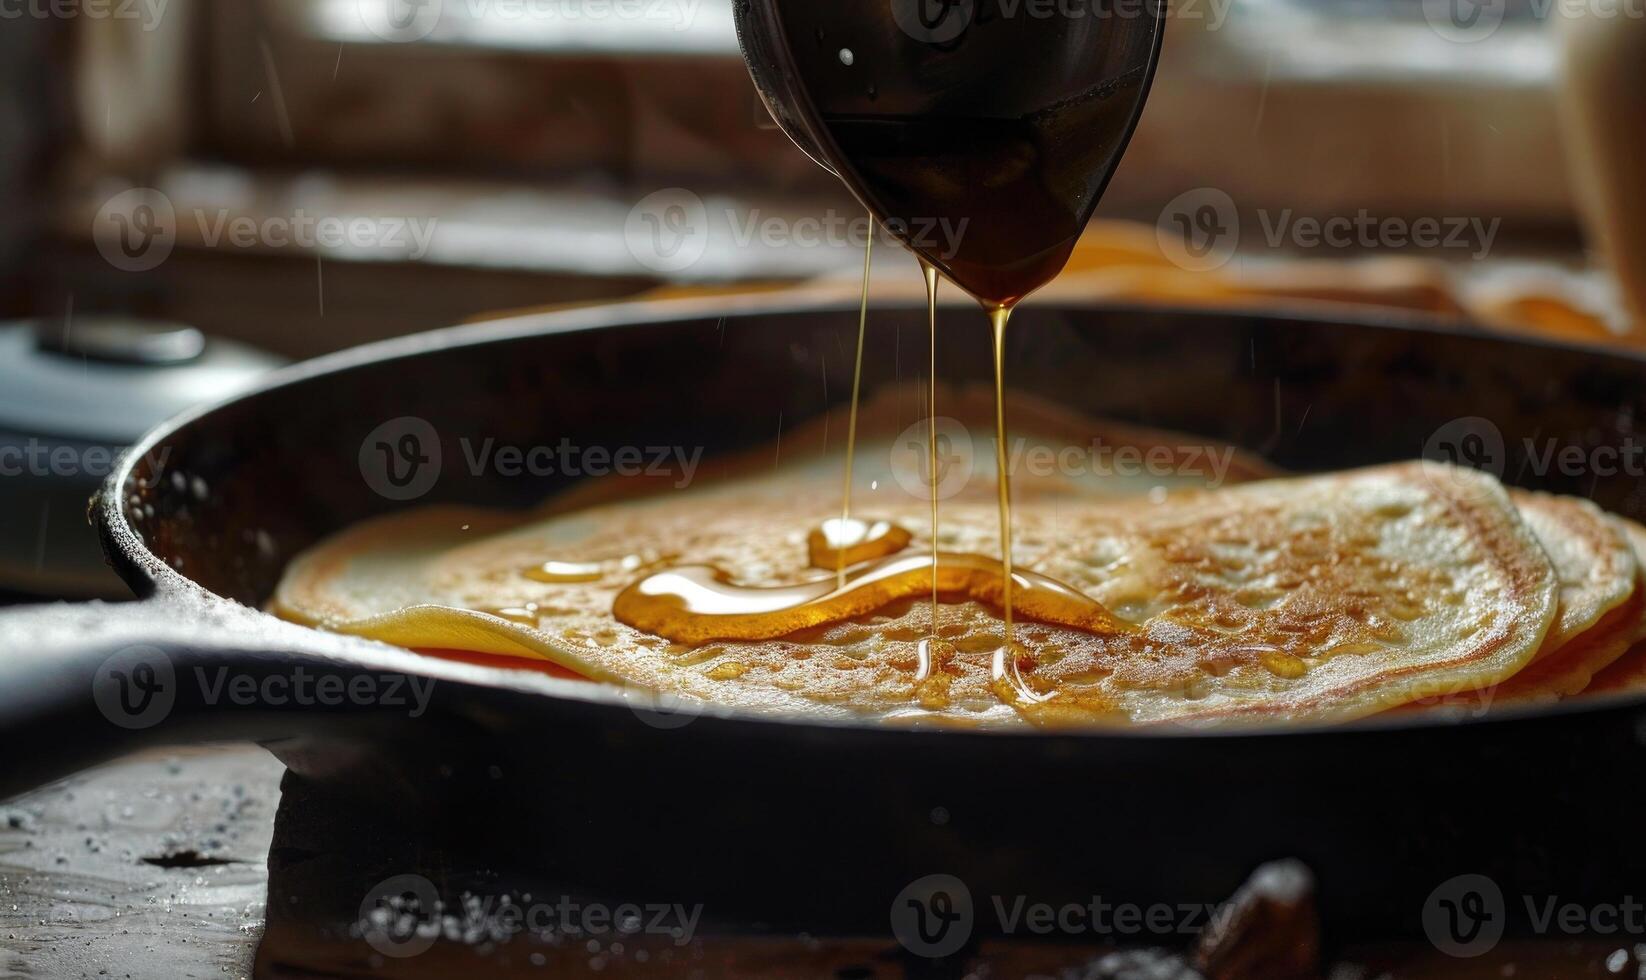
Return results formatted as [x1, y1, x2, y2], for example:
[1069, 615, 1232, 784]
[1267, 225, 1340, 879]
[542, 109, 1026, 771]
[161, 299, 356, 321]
[1464, 494, 1640, 705]
[1614, 517, 1646, 645]
[1578, 517, 1646, 697]
[275, 398, 1558, 727]
[1586, 634, 1646, 696]
[996, 463, 1558, 726]
[1510, 491, 1636, 659]
[1465, 590, 1642, 707]
[1394, 494, 1638, 713]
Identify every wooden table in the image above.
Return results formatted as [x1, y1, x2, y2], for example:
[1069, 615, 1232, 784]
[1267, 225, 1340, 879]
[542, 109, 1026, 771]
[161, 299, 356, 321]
[6, 748, 1644, 979]
[0, 747, 282, 980]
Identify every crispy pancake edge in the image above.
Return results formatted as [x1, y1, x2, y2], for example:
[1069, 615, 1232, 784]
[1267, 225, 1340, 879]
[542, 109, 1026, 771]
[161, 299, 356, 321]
[1578, 517, 1646, 696]
[1155, 463, 1559, 726]
[1509, 489, 1637, 659]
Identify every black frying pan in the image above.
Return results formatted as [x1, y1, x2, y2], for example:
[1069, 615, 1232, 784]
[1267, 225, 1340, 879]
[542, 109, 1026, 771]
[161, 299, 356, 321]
[4, 299, 1646, 951]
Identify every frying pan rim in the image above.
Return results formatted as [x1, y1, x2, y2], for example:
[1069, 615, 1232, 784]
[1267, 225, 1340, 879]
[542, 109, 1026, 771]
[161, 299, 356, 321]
[92, 295, 1646, 740]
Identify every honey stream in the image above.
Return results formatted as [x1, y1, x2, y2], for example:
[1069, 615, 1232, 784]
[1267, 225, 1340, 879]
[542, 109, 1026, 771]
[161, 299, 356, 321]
[921, 259, 944, 648]
[585, 237, 1121, 675]
[989, 304, 1015, 651]
[836, 220, 874, 589]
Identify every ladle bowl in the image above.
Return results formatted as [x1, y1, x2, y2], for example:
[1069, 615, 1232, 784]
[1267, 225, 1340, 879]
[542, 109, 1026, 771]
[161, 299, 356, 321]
[733, 0, 1168, 305]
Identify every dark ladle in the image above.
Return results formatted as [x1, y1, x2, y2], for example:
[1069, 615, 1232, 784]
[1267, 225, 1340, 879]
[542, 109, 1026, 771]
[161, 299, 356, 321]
[734, 0, 1167, 306]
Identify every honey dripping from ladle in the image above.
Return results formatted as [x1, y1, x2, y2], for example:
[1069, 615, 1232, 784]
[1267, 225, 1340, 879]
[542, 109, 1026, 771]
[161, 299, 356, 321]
[920, 259, 950, 666]
[602, 247, 1134, 680]
[834, 215, 875, 591]
[613, 2, 1164, 686]
[988, 303, 1016, 657]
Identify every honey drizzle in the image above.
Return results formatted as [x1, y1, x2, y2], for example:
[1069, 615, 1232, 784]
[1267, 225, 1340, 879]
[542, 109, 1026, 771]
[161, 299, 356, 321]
[599, 233, 1066, 675]
[836, 218, 875, 590]
[611, 550, 1133, 646]
[989, 304, 1015, 651]
[921, 258, 942, 641]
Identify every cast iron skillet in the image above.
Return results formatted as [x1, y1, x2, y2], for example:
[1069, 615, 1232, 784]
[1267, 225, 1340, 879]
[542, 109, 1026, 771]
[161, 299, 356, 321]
[3, 298, 1645, 948]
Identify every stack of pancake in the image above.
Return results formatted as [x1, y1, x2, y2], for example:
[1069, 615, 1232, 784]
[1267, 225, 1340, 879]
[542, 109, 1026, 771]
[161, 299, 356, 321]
[274, 391, 1646, 728]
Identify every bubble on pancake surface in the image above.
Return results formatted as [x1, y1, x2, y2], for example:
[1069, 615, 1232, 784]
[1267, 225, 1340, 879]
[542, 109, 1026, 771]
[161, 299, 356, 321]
[525, 553, 665, 584]
[526, 561, 605, 584]
[477, 603, 548, 626]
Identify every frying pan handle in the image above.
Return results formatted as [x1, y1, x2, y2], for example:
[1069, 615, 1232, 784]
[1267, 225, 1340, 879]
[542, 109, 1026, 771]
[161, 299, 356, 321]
[0, 593, 415, 799]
